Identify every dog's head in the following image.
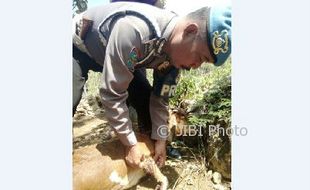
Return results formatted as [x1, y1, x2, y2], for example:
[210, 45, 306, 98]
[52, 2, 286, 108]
[167, 109, 187, 142]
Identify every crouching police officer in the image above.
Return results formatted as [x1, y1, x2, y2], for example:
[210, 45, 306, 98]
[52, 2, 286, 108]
[72, 2, 231, 168]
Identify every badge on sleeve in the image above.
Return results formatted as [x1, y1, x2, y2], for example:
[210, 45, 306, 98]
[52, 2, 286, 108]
[127, 47, 142, 72]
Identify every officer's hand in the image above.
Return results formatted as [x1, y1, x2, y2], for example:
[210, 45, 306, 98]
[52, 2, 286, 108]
[125, 144, 143, 168]
[153, 140, 167, 168]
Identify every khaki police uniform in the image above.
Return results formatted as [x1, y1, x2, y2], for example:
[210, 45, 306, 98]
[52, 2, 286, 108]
[73, 2, 179, 146]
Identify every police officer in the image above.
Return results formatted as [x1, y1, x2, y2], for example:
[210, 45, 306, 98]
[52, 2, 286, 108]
[72, 2, 231, 168]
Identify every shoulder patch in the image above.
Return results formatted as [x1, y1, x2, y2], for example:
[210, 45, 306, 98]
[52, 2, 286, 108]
[126, 38, 168, 71]
[127, 47, 142, 72]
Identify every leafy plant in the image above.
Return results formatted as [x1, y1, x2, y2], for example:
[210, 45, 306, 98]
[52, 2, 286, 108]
[170, 59, 231, 127]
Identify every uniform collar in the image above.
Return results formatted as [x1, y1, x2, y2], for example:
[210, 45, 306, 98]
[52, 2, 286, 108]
[162, 15, 179, 41]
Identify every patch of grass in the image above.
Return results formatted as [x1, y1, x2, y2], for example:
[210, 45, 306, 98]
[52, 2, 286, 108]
[85, 71, 102, 97]
[170, 58, 231, 113]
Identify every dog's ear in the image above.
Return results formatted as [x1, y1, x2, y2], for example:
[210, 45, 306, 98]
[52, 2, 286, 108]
[168, 109, 188, 143]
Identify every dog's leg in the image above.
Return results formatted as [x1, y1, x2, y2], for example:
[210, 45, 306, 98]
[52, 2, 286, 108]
[139, 157, 168, 190]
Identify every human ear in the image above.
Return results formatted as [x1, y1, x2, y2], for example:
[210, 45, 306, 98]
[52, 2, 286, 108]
[184, 23, 198, 35]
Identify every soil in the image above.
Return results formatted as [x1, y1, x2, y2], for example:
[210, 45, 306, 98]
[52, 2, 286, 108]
[73, 95, 231, 190]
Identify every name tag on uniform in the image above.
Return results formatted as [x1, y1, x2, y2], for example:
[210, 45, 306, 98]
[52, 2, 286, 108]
[153, 66, 179, 98]
[160, 84, 177, 97]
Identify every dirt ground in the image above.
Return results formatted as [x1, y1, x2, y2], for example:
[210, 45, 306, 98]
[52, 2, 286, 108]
[73, 96, 231, 190]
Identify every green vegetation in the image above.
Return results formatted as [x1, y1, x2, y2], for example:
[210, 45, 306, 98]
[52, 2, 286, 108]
[85, 71, 102, 96]
[170, 59, 231, 126]
[169, 58, 232, 179]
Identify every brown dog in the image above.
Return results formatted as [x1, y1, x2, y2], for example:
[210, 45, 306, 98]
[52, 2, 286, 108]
[73, 110, 187, 190]
[73, 134, 168, 190]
